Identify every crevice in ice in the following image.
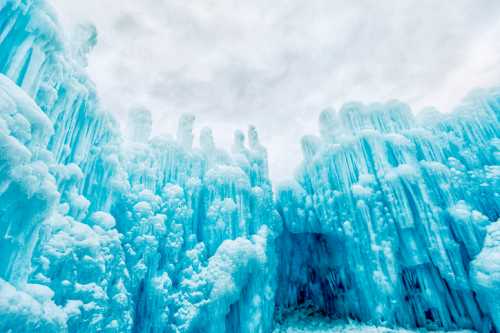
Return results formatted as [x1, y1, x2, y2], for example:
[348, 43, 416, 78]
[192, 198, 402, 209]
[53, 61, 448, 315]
[274, 226, 492, 331]
[275, 231, 349, 322]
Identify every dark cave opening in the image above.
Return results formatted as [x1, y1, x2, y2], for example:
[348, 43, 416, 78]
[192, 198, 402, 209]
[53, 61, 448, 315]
[274, 230, 356, 323]
[273, 230, 497, 332]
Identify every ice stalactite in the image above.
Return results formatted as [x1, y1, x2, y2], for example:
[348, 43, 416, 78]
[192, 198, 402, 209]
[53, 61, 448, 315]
[0, 74, 57, 285]
[0, 73, 66, 332]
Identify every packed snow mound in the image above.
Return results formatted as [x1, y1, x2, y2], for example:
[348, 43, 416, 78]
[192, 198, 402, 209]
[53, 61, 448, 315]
[273, 315, 476, 333]
[0, 1, 499, 333]
[0, 278, 67, 333]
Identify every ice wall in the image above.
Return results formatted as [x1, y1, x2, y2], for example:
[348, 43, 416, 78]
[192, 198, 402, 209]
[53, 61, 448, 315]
[471, 219, 500, 330]
[0, 1, 129, 331]
[112, 110, 279, 333]
[0, 2, 279, 332]
[0, 73, 68, 332]
[276, 97, 499, 331]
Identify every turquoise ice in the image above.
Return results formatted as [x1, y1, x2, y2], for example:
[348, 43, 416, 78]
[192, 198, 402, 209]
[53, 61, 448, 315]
[0, 1, 499, 332]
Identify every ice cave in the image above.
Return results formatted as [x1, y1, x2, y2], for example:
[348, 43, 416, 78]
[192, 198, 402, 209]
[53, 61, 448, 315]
[0, 1, 499, 332]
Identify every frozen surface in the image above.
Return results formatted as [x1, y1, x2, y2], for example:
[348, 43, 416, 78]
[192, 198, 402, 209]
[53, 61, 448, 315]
[0, 1, 499, 333]
[471, 219, 500, 330]
[272, 312, 476, 333]
[276, 99, 499, 331]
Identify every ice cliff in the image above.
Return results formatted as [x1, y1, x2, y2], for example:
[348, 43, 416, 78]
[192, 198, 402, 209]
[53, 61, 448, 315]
[276, 99, 499, 332]
[0, 1, 498, 333]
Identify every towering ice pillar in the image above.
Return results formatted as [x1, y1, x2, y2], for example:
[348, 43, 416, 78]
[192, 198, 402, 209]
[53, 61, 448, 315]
[200, 126, 230, 166]
[200, 126, 216, 152]
[248, 125, 263, 152]
[338, 102, 366, 132]
[177, 113, 195, 149]
[231, 129, 251, 175]
[232, 129, 247, 154]
[248, 125, 269, 184]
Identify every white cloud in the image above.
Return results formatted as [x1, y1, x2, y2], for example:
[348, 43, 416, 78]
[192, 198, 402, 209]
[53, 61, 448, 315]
[51, 0, 500, 182]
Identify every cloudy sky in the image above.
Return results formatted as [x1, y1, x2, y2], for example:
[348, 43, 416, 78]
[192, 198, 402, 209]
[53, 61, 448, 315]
[52, 0, 500, 182]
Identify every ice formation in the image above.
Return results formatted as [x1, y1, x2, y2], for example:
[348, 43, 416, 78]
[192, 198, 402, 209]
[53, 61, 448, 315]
[0, 1, 499, 333]
[276, 100, 499, 332]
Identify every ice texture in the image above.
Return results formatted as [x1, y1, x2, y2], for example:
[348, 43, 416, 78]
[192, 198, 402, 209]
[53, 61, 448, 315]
[272, 311, 476, 333]
[0, 1, 499, 333]
[471, 219, 500, 330]
[276, 99, 499, 332]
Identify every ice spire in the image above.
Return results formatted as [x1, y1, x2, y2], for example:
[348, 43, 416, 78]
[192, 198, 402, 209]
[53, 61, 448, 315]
[200, 126, 215, 152]
[248, 125, 260, 149]
[300, 135, 320, 160]
[232, 129, 247, 154]
[248, 125, 269, 182]
[177, 113, 195, 149]
[339, 101, 365, 131]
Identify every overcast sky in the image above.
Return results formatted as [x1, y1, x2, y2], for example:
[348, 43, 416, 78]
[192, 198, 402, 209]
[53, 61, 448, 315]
[52, 0, 500, 182]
